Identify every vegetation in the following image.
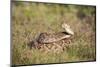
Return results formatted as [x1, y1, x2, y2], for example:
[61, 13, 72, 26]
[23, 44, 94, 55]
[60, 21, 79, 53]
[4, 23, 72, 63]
[12, 2, 96, 65]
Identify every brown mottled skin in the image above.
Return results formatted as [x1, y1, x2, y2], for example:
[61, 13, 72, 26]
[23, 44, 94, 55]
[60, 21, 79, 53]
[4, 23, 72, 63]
[28, 23, 74, 52]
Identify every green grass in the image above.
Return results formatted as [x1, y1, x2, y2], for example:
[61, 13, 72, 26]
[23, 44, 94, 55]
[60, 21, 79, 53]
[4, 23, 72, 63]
[12, 2, 96, 65]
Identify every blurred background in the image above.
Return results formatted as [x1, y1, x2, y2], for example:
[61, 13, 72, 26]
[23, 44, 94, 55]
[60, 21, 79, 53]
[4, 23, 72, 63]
[12, 1, 96, 65]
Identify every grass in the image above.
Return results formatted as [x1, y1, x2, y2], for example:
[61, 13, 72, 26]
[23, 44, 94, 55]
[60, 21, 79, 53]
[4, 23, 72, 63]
[12, 2, 96, 65]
